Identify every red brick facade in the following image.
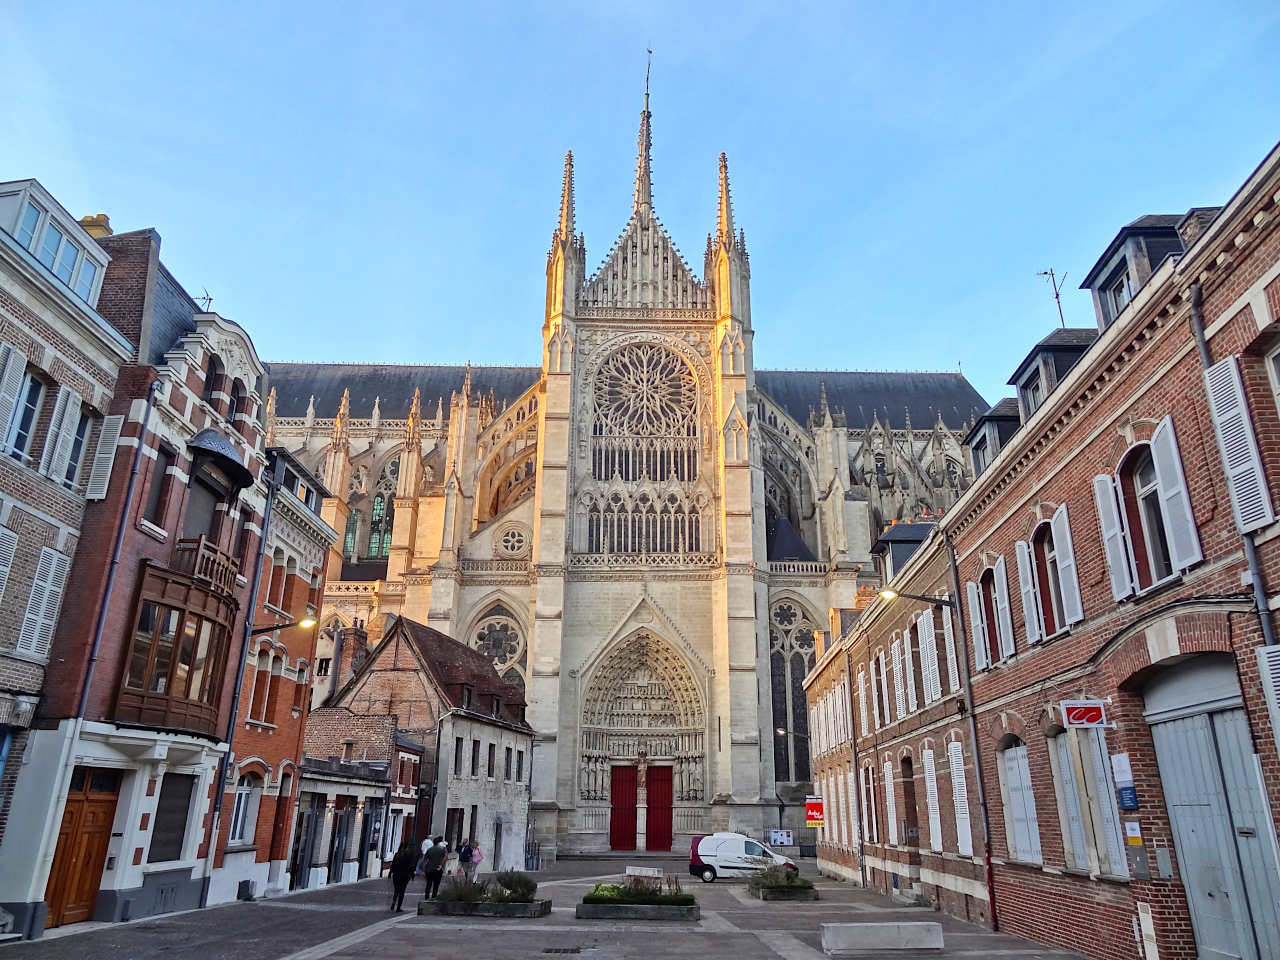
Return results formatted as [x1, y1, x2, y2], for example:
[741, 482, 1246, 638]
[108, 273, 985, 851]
[807, 143, 1280, 960]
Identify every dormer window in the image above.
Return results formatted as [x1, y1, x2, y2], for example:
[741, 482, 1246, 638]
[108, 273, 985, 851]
[971, 436, 989, 475]
[1019, 371, 1044, 418]
[16, 202, 41, 248]
[1106, 269, 1133, 319]
[461, 685, 472, 709]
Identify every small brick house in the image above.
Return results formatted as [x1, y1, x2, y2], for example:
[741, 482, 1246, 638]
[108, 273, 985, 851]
[304, 614, 532, 875]
[806, 140, 1280, 960]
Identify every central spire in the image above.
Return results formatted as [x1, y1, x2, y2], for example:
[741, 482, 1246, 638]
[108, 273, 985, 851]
[633, 51, 653, 212]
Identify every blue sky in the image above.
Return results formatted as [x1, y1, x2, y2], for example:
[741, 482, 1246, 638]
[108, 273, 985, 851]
[3, 1, 1278, 408]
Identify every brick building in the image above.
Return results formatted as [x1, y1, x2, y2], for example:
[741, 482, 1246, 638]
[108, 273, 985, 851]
[205, 449, 336, 903]
[806, 140, 1280, 960]
[305, 615, 532, 874]
[0, 184, 131, 870]
[0, 217, 277, 938]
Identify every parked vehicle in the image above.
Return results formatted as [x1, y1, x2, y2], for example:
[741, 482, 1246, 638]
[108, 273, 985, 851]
[688, 832, 798, 882]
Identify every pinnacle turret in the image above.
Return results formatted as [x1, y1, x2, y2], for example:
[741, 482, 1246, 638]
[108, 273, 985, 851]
[717, 153, 735, 241]
[556, 150, 575, 241]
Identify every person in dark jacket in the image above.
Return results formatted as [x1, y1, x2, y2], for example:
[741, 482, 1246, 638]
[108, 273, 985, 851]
[422, 835, 447, 899]
[389, 841, 417, 911]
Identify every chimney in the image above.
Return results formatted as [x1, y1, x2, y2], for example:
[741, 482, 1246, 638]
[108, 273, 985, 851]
[335, 624, 369, 691]
[78, 214, 112, 238]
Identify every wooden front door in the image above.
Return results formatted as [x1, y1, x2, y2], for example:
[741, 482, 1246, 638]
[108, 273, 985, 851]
[646, 766, 673, 851]
[609, 765, 637, 850]
[45, 767, 121, 928]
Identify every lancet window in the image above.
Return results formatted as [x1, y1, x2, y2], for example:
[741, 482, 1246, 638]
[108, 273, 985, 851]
[365, 460, 398, 559]
[770, 600, 817, 782]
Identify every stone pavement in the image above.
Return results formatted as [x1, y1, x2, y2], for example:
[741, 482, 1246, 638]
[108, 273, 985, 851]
[0, 859, 1086, 959]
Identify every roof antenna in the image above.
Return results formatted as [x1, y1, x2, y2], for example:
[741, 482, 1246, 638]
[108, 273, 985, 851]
[1037, 268, 1067, 328]
[196, 287, 214, 311]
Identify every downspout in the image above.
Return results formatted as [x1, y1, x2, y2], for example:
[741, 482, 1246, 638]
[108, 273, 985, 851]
[199, 452, 284, 907]
[1189, 282, 1276, 647]
[843, 643, 868, 888]
[943, 525, 999, 932]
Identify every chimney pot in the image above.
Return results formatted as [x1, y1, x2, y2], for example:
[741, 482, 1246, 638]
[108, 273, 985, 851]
[79, 213, 112, 238]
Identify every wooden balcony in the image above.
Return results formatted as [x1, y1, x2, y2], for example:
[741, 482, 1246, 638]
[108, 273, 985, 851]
[172, 536, 240, 596]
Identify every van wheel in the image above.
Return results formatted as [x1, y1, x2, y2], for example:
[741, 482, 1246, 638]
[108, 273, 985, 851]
[700, 867, 716, 883]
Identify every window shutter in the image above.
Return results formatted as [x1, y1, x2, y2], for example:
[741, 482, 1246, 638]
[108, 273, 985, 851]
[847, 769, 859, 846]
[836, 772, 848, 846]
[1054, 734, 1089, 870]
[966, 581, 989, 669]
[1151, 416, 1203, 571]
[923, 748, 943, 852]
[878, 653, 891, 723]
[884, 760, 898, 844]
[1257, 646, 1280, 764]
[903, 628, 918, 713]
[35, 550, 70, 659]
[1052, 504, 1085, 625]
[18, 548, 55, 657]
[1093, 474, 1135, 600]
[1082, 729, 1127, 877]
[0, 344, 29, 447]
[1205, 355, 1275, 533]
[942, 596, 960, 692]
[39, 386, 70, 475]
[45, 388, 82, 482]
[948, 741, 973, 857]
[920, 608, 940, 703]
[0, 527, 17, 603]
[994, 556, 1016, 660]
[1005, 745, 1041, 862]
[891, 637, 906, 719]
[1015, 540, 1043, 644]
[857, 669, 868, 735]
[86, 414, 124, 500]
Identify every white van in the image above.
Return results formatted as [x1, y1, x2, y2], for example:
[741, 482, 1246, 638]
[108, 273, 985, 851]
[688, 831, 798, 882]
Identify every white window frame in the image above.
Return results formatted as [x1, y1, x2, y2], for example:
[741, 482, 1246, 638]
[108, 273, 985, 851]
[229, 774, 263, 845]
[7, 374, 44, 462]
[999, 739, 1042, 865]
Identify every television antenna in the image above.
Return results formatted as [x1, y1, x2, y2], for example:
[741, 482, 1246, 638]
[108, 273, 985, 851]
[196, 287, 214, 311]
[1036, 269, 1066, 328]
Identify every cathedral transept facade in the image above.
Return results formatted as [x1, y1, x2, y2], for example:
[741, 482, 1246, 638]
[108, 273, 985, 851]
[266, 101, 986, 854]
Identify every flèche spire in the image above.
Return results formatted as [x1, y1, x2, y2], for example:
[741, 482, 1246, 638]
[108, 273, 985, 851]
[557, 150, 575, 240]
[633, 50, 653, 212]
[717, 152, 735, 241]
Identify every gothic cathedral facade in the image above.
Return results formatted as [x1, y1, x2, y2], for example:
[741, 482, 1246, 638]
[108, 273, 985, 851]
[266, 101, 987, 855]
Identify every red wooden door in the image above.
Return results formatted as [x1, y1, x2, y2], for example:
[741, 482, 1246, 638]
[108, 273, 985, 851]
[610, 766, 637, 850]
[647, 766, 673, 851]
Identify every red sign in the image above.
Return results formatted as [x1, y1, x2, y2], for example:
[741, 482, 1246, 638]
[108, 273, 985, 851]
[1061, 700, 1107, 727]
[805, 796, 825, 828]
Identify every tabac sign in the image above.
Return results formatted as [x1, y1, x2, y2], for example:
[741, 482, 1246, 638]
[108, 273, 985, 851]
[1060, 700, 1108, 728]
[805, 796, 825, 828]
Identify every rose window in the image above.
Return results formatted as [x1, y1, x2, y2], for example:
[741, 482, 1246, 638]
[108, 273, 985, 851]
[498, 525, 529, 558]
[591, 343, 698, 483]
[473, 603, 525, 684]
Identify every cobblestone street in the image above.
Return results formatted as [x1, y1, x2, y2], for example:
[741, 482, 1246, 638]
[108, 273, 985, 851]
[0, 860, 1085, 960]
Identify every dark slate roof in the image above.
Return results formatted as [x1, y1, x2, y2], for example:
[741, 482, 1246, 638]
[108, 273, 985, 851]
[266, 363, 989, 432]
[397, 618, 531, 723]
[1081, 213, 1185, 288]
[755, 370, 987, 431]
[872, 521, 935, 550]
[767, 514, 818, 562]
[265, 363, 541, 419]
[1007, 327, 1098, 385]
[980, 397, 1021, 420]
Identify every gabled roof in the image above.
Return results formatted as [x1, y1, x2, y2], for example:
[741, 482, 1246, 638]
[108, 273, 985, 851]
[1080, 213, 1185, 288]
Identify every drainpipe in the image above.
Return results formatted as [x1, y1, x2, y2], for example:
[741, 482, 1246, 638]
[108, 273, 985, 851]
[943, 525, 999, 932]
[1189, 283, 1276, 647]
[199, 452, 285, 907]
[843, 644, 868, 888]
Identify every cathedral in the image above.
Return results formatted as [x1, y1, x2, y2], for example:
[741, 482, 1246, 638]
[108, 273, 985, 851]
[265, 96, 987, 855]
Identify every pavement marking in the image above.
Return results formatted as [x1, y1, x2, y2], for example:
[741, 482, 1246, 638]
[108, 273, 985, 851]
[752, 931, 829, 960]
[537, 872, 628, 887]
[276, 911, 413, 960]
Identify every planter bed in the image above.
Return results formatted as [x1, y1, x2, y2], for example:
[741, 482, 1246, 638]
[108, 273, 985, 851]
[753, 886, 819, 901]
[418, 899, 552, 917]
[575, 902, 700, 921]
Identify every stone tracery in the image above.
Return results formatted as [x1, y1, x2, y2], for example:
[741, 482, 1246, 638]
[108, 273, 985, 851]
[579, 631, 705, 803]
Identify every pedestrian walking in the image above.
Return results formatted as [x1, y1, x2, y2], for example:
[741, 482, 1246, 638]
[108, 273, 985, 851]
[422, 835, 447, 900]
[471, 841, 484, 877]
[389, 841, 416, 912]
[458, 837, 475, 880]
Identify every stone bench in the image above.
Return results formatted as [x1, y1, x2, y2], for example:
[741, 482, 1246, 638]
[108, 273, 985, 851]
[821, 921, 943, 956]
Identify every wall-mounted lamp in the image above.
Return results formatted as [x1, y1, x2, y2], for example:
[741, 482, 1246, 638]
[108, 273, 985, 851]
[249, 616, 317, 637]
[878, 588, 955, 608]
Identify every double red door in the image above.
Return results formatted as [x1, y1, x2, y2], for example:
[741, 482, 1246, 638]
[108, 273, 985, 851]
[608, 765, 674, 851]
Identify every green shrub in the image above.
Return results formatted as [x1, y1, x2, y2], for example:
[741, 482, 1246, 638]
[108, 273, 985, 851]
[438, 876, 488, 903]
[492, 870, 538, 903]
[747, 866, 813, 892]
[581, 882, 695, 907]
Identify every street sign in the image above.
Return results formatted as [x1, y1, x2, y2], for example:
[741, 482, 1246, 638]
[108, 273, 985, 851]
[1060, 700, 1107, 727]
[805, 796, 824, 828]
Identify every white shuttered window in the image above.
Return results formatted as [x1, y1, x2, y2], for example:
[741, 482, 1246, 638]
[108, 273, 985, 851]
[17, 547, 71, 660]
[1001, 740, 1042, 864]
[942, 596, 960, 692]
[922, 747, 943, 852]
[966, 581, 990, 670]
[993, 557, 1016, 660]
[884, 760, 898, 845]
[920, 608, 941, 704]
[891, 638, 905, 720]
[857, 669, 869, 735]
[1206, 355, 1275, 532]
[948, 741, 973, 857]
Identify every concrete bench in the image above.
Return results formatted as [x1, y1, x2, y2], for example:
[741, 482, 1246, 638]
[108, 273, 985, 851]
[821, 921, 944, 956]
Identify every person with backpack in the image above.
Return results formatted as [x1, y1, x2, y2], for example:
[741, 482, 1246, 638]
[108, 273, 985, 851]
[458, 837, 475, 880]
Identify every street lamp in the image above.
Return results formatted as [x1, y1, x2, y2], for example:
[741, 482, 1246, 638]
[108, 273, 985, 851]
[878, 588, 955, 607]
[248, 616, 317, 637]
